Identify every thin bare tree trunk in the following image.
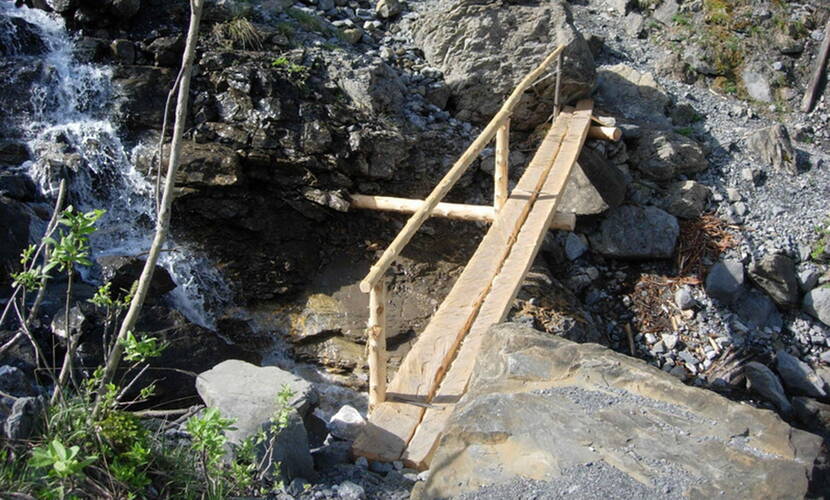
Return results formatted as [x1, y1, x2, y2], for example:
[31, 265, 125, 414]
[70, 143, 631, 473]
[95, 0, 204, 411]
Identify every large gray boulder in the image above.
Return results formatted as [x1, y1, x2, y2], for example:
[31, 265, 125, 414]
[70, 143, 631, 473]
[558, 146, 627, 215]
[745, 124, 797, 175]
[665, 180, 710, 219]
[589, 205, 679, 259]
[196, 360, 317, 480]
[326, 56, 406, 116]
[803, 287, 830, 327]
[630, 129, 708, 181]
[705, 259, 745, 305]
[414, 323, 822, 500]
[748, 253, 800, 309]
[411, 0, 594, 129]
[775, 350, 827, 399]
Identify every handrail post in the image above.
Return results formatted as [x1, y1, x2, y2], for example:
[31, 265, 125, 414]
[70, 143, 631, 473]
[553, 51, 562, 120]
[494, 119, 510, 211]
[367, 280, 387, 413]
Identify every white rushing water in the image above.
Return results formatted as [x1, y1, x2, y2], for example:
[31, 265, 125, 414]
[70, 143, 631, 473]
[0, 2, 228, 327]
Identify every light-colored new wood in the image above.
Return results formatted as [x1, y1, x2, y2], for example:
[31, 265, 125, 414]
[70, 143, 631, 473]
[353, 107, 575, 463]
[494, 120, 510, 211]
[359, 45, 566, 293]
[349, 194, 576, 230]
[587, 125, 622, 142]
[402, 100, 594, 469]
[802, 19, 830, 113]
[367, 281, 387, 412]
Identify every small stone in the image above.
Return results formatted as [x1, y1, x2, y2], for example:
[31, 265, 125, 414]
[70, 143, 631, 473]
[565, 233, 589, 261]
[670, 365, 687, 379]
[798, 269, 820, 292]
[327, 405, 366, 441]
[337, 481, 366, 500]
[803, 287, 830, 327]
[393, 460, 404, 470]
[726, 188, 742, 202]
[341, 27, 364, 45]
[369, 460, 393, 474]
[678, 350, 698, 366]
[644, 333, 657, 344]
[375, 0, 402, 18]
[675, 286, 696, 310]
[355, 456, 369, 469]
[662, 334, 678, 350]
[287, 478, 310, 497]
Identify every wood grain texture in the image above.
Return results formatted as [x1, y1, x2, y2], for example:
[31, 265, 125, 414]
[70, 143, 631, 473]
[494, 120, 510, 211]
[402, 101, 594, 469]
[801, 19, 830, 113]
[367, 281, 387, 411]
[352, 108, 575, 462]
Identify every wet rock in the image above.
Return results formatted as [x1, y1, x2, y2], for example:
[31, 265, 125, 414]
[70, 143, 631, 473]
[112, 66, 176, 129]
[748, 254, 800, 309]
[665, 180, 710, 219]
[301, 188, 350, 212]
[109, 0, 141, 19]
[705, 259, 745, 305]
[327, 404, 365, 441]
[375, 0, 401, 19]
[0, 197, 31, 285]
[559, 147, 626, 215]
[596, 64, 670, 127]
[148, 36, 184, 67]
[1, 17, 47, 56]
[133, 307, 260, 406]
[74, 37, 109, 63]
[0, 173, 36, 201]
[803, 287, 830, 327]
[137, 141, 243, 189]
[45, 0, 77, 13]
[744, 361, 792, 414]
[110, 39, 135, 64]
[4, 396, 45, 440]
[630, 129, 708, 181]
[0, 140, 31, 165]
[97, 255, 176, 302]
[745, 125, 797, 175]
[412, 0, 594, 129]
[590, 205, 679, 259]
[776, 350, 827, 398]
[0, 365, 36, 398]
[419, 323, 820, 499]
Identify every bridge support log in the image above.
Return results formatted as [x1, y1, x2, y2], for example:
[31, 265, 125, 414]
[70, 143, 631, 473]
[494, 120, 510, 211]
[367, 280, 387, 413]
[587, 126, 622, 141]
[349, 194, 575, 230]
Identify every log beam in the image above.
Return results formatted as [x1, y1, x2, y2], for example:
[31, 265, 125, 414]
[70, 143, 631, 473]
[350, 194, 575, 230]
[587, 126, 621, 141]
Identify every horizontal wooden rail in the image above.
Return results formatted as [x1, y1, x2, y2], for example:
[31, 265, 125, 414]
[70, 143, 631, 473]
[350, 194, 575, 230]
[588, 126, 621, 141]
[359, 45, 566, 293]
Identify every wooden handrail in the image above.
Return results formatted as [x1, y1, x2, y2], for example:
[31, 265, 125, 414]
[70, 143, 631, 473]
[359, 44, 566, 293]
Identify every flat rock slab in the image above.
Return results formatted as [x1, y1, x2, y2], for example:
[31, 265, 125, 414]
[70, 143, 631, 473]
[196, 359, 318, 444]
[415, 323, 822, 500]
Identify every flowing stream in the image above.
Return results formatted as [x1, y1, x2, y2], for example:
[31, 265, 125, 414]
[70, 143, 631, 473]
[0, 2, 227, 327]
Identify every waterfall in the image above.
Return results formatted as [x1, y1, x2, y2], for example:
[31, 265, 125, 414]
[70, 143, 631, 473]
[0, 2, 228, 327]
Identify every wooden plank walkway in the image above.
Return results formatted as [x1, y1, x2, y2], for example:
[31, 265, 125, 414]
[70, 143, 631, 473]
[352, 100, 594, 467]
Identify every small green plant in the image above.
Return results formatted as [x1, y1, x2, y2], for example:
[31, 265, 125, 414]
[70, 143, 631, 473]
[672, 12, 691, 26]
[29, 438, 96, 498]
[272, 56, 310, 85]
[186, 407, 236, 499]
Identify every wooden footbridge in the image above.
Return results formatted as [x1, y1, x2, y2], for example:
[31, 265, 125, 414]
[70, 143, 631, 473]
[348, 45, 619, 469]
